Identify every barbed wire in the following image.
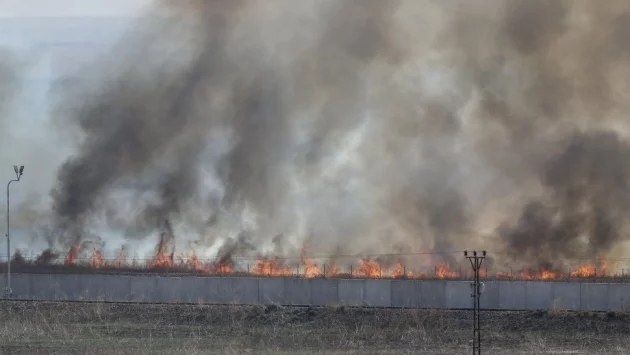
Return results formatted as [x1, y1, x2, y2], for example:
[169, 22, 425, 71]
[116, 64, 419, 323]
[2, 250, 630, 263]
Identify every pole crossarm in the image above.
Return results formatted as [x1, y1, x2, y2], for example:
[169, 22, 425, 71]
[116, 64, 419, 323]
[464, 250, 486, 355]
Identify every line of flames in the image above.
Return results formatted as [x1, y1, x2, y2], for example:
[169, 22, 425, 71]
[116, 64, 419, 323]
[55, 245, 623, 280]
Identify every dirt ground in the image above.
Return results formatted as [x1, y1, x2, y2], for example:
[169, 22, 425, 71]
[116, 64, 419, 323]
[0, 301, 629, 355]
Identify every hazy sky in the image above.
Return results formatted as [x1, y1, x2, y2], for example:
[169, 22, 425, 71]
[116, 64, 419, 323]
[0, 1, 154, 241]
[0, 0, 152, 17]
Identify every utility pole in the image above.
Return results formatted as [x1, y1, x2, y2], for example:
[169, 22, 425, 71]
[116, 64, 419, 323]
[6, 165, 24, 299]
[464, 250, 486, 355]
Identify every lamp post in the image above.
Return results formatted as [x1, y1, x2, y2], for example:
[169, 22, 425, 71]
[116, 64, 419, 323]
[6, 165, 24, 299]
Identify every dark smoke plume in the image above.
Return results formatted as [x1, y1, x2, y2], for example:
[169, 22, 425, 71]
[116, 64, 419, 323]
[35, 249, 59, 266]
[29, 0, 630, 270]
[499, 131, 630, 268]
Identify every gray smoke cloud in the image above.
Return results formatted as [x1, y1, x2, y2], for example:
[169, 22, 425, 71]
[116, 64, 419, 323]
[25, 0, 630, 271]
[0, 49, 21, 122]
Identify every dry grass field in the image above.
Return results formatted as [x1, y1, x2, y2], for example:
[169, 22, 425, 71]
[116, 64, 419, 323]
[0, 301, 629, 355]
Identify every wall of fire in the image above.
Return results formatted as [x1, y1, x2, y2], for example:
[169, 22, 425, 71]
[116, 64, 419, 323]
[3, 273, 629, 311]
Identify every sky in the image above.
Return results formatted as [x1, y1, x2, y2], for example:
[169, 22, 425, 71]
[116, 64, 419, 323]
[0, 0, 152, 17]
[0, 0, 156, 255]
[0, 1, 150, 130]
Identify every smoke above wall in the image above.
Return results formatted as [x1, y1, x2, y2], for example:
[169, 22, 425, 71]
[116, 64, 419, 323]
[3, 0, 630, 271]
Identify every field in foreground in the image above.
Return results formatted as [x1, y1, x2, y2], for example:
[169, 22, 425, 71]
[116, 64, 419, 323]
[0, 301, 629, 355]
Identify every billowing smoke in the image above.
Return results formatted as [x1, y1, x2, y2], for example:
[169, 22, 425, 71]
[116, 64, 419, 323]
[14, 0, 628, 270]
[499, 131, 630, 269]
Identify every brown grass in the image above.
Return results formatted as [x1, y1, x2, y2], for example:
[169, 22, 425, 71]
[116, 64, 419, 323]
[0, 301, 629, 354]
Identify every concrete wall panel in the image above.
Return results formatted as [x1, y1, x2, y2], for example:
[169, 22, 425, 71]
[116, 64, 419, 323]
[311, 278, 338, 306]
[230, 278, 259, 304]
[78, 274, 109, 301]
[129, 276, 157, 302]
[179, 277, 208, 303]
[445, 281, 470, 309]
[498, 282, 526, 310]
[581, 283, 609, 311]
[480, 281, 500, 310]
[55, 274, 82, 300]
[206, 277, 234, 304]
[525, 282, 553, 310]
[258, 278, 285, 305]
[284, 278, 311, 305]
[391, 280, 419, 308]
[156, 277, 183, 303]
[339, 279, 365, 306]
[5, 274, 629, 312]
[10, 273, 32, 299]
[608, 283, 630, 312]
[551, 283, 581, 311]
[364, 279, 391, 307]
[105, 275, 132, 302]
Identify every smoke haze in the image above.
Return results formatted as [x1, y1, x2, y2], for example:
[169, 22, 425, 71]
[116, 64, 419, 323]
[4, 0, 630, 270]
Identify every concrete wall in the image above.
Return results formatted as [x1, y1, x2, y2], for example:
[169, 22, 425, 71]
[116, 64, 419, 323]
[4, 273, 629, 312]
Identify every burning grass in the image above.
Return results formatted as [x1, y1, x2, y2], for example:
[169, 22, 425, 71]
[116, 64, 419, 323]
[7, 246, 629, 281]
[0, 301, 629, 354]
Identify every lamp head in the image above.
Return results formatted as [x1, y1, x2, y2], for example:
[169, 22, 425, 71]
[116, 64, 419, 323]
[464, 250, 468, 257]
[13, 165, 24, 179]
[482, 250, 486, 257]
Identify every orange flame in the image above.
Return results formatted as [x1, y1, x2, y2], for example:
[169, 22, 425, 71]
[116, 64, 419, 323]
[149, 239, 174, 268]
[213, 262, 233, 274]
[56, 240, 625, 281]
[392, 261, 418, 278]
[520, 269, 559, 280]
[393, 261, 405, 278]
[91, 248, 104, 268]
[252, 257, 292, 276]
[356, 258, 381, 278]
[435, 262, 459, 279]
[325, 262, 340, 277]
[65, 244, 80, 265]
[570, 257, 614, 278]
[301, 251, 321, 278]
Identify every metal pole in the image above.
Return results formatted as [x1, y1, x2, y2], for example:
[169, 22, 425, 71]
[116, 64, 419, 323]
[465, 250, 486, 355]
[5, 165, 23, 299]
[5, 180, 17, 299]
[6, 180, 11, 299]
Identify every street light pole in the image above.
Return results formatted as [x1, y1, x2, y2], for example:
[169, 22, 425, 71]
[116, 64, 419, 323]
[6, 165, 24, 299]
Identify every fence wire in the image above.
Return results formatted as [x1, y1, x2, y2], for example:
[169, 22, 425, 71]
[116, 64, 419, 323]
[1, 252, 629, 280]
